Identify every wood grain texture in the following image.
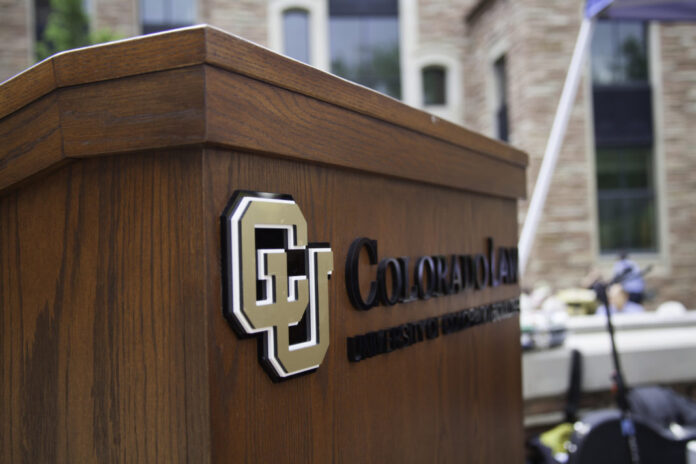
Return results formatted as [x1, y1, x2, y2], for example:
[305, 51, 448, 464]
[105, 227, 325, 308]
[203, 26, 527, 168]
[205, 65, 526, 200]
[202, 147, 524, 463]
[52, 27, 206, 87]
[0, 59, 56, 120]
[0, 149, 210, 463]
[60, 67, 206, 157]
[0, 93, 64, 191]
[0, 26, 527, 197]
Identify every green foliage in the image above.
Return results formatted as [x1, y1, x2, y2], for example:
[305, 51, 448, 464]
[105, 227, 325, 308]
[36, 0, 121, 61]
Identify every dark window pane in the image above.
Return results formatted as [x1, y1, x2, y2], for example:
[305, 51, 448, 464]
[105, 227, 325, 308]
[34, 0, 52, 42]
[329, 0, 400, 99]
[596, 147, 652, 190]
[422, 66, 446, 105]
[141, 0, 195, 34]
[591, 21, 648, 85]
[330, 0, 398, 16]
[596, 146, 656, 253]
[284, 9, 310, 64]
[598, 193, 656, 253]
[593, 85, 653, 146]
[497, 105, 509, 143]
[493, 55, 509, 142]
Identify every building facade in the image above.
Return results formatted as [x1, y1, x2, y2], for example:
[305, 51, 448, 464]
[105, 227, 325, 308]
[2, 0, 695, 307]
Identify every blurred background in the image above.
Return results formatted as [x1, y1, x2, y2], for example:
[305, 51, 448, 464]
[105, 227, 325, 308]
[2, 0, 696, 459]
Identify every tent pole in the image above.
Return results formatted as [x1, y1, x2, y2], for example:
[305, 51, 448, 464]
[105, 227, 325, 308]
[518, 17, 595, 278]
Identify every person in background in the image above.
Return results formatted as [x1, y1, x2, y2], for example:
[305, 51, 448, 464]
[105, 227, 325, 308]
[596, 283, 645, 316]
[612, 252, 645, 304]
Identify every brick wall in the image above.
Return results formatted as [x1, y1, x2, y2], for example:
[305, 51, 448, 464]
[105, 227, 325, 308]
[1, 0, 31, 83]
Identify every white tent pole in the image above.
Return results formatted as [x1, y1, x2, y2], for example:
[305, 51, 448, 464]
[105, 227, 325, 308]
[518, 17, 595, 278]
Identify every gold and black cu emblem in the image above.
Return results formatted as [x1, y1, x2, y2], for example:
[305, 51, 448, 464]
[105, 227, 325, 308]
[221, 191, 333, 381]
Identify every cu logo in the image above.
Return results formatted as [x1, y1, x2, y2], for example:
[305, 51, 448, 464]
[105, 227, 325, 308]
[221, 191, 333, 380]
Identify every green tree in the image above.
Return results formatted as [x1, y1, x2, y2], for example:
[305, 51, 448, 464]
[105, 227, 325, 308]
[36, 0, 120, 61]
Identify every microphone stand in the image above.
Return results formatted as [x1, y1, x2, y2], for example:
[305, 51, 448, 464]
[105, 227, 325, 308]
[591, 266, 650, 464]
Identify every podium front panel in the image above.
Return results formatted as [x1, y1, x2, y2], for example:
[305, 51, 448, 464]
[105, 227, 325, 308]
[202, 148, 523, 463]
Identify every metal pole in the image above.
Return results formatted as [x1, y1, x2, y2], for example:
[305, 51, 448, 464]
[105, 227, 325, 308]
[518, 18, 595, 277]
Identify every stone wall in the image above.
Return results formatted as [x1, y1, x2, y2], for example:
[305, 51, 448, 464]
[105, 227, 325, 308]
[650, 23, 696, 306]
[462, 0, 515, 136]
[464, 0, 595, 291]
[92, 0, 138, 37]
[199, 0, 267, 46]
[510, 0, 594, 291]
[1, 0, 31, 83]
[464, 1, 696, 308]
[418, 0, 470, 49]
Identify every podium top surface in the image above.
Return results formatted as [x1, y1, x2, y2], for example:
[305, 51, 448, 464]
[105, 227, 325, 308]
[0, 25, 527, 199]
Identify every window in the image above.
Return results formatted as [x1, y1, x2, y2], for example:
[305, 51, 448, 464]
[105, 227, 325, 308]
[493, 55, 509, 142]
[141, 0, 195, 34]
[283, 9, 310, 64]
[329, 0, 401, 99]
[422, 65, 446, 106]
[34, 0, 52, 44]
[591, 21, 656, 253]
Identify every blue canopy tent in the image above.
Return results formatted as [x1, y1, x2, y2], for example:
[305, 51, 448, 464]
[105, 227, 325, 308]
[518, 0, 696, 276]
[588, 0, 696, 21]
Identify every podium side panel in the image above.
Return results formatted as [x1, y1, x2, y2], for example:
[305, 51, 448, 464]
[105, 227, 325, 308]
[0, 150, 211, 463]
[203, 148, 523, 463]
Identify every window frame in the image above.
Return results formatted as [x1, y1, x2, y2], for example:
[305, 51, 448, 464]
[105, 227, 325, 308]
[585, 22, 671, 273]
[486, 40, 509, 142]
[407, 47, 462, 123]
[268, 0, 329, 71]
[139, 0, 197, 35]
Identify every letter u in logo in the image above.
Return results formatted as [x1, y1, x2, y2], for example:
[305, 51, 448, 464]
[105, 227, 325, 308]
[221, 191, 333, 380]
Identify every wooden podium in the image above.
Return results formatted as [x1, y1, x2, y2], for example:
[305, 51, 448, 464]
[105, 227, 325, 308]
[1, 26, 528, 463]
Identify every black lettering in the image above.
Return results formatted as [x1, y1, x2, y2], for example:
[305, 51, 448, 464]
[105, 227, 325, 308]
[412, 322, 424, 343]
[441, 314, 452, 334]
[377, 257, 403, 306]
[426, 318, 440, 339]
[450, 255, 462, 294]
[435, 255, 450, 296]
[508, 248, 519, 283]
[376, 329, 390, 353]
[347, 337, 361, 362]
[345, 238, 379, 310]
[415, 256, 436, 299]
[488, 238, 500, 287]
[389, 327, 403, 350]
[401, 325, 411, 346]
[498, 248, 510, 284]
[365, 332, 379, 357]
[474, 254, 489, 289]
[461, 255, 476, 290]
[398, 257, 418, 303]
